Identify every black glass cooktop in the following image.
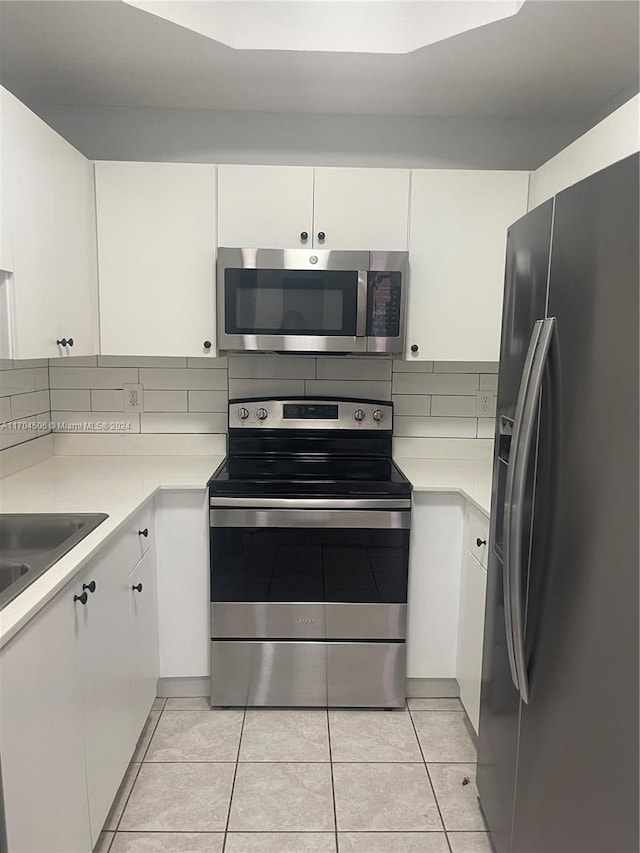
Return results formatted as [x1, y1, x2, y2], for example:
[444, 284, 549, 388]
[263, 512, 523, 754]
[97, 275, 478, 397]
[208, 455, 411, 498]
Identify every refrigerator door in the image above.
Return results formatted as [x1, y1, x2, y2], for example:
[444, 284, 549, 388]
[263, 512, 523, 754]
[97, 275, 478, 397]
[477, 200, 553, 853]
[511, 153, 639, 853]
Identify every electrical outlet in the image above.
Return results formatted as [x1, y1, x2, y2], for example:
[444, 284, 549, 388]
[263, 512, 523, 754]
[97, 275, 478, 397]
[124, 384, 143, 412]
[476, 392, 493, 416]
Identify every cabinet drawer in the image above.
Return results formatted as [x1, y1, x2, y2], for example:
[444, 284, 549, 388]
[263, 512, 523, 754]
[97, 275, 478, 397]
[465, 503, 490, 568]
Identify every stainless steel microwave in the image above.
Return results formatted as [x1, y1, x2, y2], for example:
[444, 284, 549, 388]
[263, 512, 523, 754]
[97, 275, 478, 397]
[217, 248, 408, 354]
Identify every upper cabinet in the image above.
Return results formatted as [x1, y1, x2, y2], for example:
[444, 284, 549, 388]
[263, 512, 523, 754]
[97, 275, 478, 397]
[218, 165, 314, 249]
[406, 170, 529, 362]
[0, 87, 98, 359]
[217, 164, 410, 250]
[95, 162, 217, 358]
[313, 168, 410, 250]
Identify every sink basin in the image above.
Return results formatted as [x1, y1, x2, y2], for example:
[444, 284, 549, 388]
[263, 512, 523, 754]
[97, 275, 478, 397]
[0, 513, 109, 609]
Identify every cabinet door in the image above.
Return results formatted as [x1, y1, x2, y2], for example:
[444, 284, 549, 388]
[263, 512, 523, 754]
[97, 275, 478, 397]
[0, 585, 92, 853]
[54, 138, 98, 357]
[457, 550, 487, 733]
[0, 90, 13, 275]
[77, 542, 137, 845]
[2, 89, 60, 359]
[129, 549, 159, 735]
[217, 164, 314, 249]
[313, 167, 410, 250]
[96, 162, 216, 357]
[407, 170, 529, 362]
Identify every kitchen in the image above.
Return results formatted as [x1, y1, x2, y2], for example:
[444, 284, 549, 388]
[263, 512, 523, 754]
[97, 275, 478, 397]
[0, 2, 638, 852]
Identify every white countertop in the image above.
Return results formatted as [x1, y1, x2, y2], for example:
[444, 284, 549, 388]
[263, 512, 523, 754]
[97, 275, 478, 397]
[394, 458, 492, 517]
[0, 454, 224, 648]
[0, 451, 492, 648]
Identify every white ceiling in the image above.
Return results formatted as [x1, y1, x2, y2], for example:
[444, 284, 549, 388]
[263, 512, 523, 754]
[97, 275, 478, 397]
[0, 0, 638, 119]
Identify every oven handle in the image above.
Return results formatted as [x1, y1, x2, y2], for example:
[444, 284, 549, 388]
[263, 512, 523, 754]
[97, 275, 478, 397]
[209, 497, 411, 510]
[210, 508, 410, 530]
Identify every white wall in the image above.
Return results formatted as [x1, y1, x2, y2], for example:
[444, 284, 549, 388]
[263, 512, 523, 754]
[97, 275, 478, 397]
[36, 105, 590, 171]
[529, 94, 640, 208]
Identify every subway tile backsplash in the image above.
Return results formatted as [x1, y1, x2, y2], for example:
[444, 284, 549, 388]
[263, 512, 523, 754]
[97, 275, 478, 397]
[22, 354, 497, 458]
[0, 359, 52, 453]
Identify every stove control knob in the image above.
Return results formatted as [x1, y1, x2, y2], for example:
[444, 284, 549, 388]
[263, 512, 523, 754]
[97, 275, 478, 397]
[373, 409, 384, 423]
[237, 407, 249, 421]
[256, 407, 268, 421]
[354, 409, 366, 422]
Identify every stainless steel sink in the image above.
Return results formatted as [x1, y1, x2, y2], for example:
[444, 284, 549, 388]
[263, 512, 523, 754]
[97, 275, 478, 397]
[0, 513, 109, 609]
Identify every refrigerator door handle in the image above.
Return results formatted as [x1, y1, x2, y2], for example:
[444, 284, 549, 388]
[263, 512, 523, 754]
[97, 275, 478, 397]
[509, 317, 556, 704]
[503, 320, 543, 693]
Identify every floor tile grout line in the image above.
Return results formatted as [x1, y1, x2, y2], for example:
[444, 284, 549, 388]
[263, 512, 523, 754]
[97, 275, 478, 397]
[326, 709, 339, 852]
[407, 708, 453, 853]
[221, 705, 246, 852]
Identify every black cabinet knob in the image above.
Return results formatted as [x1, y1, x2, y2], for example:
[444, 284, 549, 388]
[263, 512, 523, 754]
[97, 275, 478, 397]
[410, 344, 419, 353]
[138, 528, 149, 538]
[82, 581, 96, 594]
[56, 338, 68, 347]
[74, 591, 88, 605]
[300, 231, 308, 241]
[476, 538, 487, 547]
[203, 340, 212, 350]
[132, 582, 143, 592]
[317, 231, 326, 241]
[67, 338, 74, 347]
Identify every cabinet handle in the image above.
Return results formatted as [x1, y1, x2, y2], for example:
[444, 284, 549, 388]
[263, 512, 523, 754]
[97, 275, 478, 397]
[138, 528, 149, 537]
[410, 344, 419, 353]
[476, 537, 487, 547]
[74, 591, 88, 605]
[67, 338, 74, 347]
[56, 338, 68, 347]
[132, 583, 143, 592]
[82, 580, 96, 594]
[203, 340, 212, 350]
[317, 231, 326, 241]
[300, 231, 308, 241]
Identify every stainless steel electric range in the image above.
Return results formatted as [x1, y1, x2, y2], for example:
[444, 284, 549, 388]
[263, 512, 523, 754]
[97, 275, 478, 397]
[208, 397, 411, 708]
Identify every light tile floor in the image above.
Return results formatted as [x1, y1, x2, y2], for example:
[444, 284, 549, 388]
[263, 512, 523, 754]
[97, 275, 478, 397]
[95, 697, 493, 853]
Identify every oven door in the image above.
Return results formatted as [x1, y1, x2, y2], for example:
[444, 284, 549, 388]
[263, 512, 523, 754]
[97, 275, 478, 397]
[210, 501, 410, 635]
[217, 248, 369, 353]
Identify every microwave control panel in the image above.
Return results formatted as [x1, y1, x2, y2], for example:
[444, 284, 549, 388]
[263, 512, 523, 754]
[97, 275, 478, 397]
[368, 271, 402, 338]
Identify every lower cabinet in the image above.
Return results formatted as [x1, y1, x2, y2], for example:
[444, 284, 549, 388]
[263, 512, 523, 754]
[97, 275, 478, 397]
[0, 523, 159, 853]
[457, 549, 488, 733]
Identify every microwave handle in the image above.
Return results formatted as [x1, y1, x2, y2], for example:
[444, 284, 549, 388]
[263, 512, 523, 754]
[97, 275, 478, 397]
[356, 271, 368, 337]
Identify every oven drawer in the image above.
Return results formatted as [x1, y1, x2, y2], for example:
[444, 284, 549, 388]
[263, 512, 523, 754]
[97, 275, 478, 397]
[211, 602, 406, 640]
[210, 640, 405, 708]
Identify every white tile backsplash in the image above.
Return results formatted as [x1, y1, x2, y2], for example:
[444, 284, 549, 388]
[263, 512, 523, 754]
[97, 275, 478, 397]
[91, 389, 125, 411]
[140, 412, 227, 434]
[51, 411, 140, 434]
[139, 368, 227, 391]
[315, 358, 392, 381]
[143, 390, 188, 413]
[0, 362, 52, 455]
[27, 351, 498, 455]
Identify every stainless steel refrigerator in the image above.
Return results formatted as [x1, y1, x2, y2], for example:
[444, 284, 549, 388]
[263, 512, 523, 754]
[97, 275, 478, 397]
[477, 152, 639, 853]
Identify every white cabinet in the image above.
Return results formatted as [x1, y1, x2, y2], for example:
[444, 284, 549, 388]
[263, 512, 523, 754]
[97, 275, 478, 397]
[95, 161, 217, 357]
[0, 584, 92, 853]
[457, 549, 487, 734]
[217, 164, 410, 250]
[313, 167, 410, 250]
[406, 169, 529, 362]
[0, 87, 98, 359]
[217, 165, 314, 249]
[76, 538, 138, 845]
[130, 549, 159, 734]
[54, 136, 98, 357]
[406, 492, 464, 679]
[0, 513, 160, 852]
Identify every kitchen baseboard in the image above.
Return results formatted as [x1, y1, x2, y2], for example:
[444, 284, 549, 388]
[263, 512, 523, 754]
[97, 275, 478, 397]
[156, 676, 210, 697]
[156, 676, 460, 699]
[405, 678, 460, 698]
